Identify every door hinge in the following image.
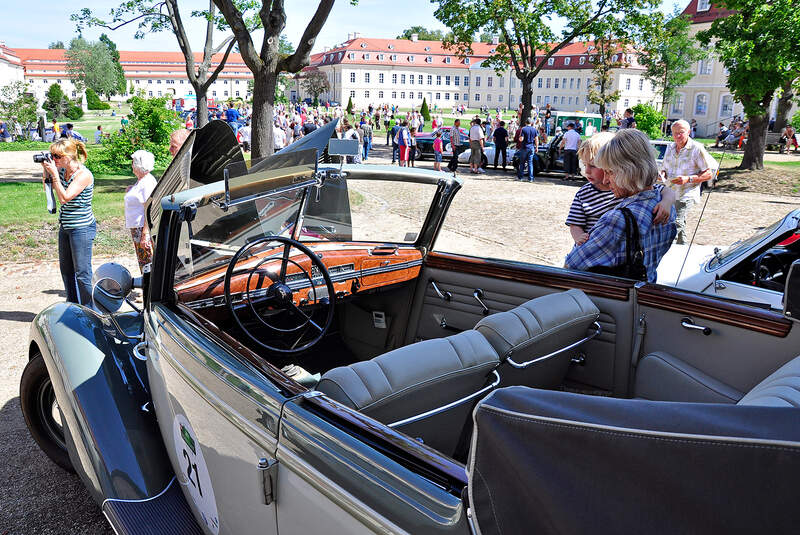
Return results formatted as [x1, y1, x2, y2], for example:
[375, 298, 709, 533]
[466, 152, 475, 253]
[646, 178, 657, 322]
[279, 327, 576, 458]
[258, 457, 279, 505]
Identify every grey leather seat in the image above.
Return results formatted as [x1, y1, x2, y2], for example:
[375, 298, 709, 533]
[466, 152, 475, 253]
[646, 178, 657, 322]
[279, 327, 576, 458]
[738, 355, 800, 407]
[474, 289, 600, 388]
[316, 329, 499, 455]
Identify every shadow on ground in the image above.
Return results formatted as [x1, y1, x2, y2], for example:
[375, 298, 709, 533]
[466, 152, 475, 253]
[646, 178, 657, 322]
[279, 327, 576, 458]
[0, 311, 37, 322]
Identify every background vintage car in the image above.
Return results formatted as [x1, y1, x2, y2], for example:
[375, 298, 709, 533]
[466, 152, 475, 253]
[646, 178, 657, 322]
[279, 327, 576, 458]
[414, 126, 468, 160]
[20, 120, 800, 535]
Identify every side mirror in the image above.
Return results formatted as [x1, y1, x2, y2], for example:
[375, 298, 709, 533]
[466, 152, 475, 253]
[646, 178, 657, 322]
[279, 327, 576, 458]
[783, 259, 800, 323]
[92, 263, 133, 315]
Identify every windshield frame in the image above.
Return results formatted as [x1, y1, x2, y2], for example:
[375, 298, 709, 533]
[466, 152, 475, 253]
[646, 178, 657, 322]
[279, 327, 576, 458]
[707, 213, 798, 270]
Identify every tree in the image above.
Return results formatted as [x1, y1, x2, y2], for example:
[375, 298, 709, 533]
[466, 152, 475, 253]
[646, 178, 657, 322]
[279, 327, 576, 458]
[433, 0, 657, 124]
[586, 26, 627, 117]
[212, 0, 355, 158]
[420, 98, 430, 122]
[72, 0, 241, 128]
[0, 81, 38, 138]
[43, 84, 70, 120]
[65, 38, 120, 98]
[773, 78, 798, 133]
[636, 10, 706, 118]
[698, 0, 800, 170]
[48, 41, 65, 49]
[301, 69, 330, 102]
[86, 88, 111, 110]
[631, 102, 665, 139]
[397, 26, 446, 41]
[99, 33, 128, 97]
[479, 31, 496, 43]
[346, 95, 354, 115]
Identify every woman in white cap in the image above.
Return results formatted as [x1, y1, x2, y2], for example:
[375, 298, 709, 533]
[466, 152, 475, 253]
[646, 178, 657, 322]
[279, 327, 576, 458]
[125, 150, 158, 273]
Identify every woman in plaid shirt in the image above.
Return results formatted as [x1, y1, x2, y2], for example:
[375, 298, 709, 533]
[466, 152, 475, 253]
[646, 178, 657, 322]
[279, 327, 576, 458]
[565, 129, 676, 282]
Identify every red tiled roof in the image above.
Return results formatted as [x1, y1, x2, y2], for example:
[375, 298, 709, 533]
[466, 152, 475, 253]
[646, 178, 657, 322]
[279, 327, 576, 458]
[0, 44, 22, 66]
[681, 0, 736, 24]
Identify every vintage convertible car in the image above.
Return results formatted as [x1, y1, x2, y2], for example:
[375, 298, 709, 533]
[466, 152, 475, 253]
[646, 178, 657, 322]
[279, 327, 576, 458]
[657, 209, 800, 310]
[21, 120, 800, 535]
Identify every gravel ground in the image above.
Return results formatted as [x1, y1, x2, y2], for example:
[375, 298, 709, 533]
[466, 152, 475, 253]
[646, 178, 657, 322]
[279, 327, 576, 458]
[1, 141, 799, 533]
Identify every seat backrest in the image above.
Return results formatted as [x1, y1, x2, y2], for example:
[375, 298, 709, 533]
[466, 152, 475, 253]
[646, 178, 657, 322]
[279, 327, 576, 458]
[738, 355, 800, 407]
[316, 329, 499, 456]
[475, 288, 599, 388]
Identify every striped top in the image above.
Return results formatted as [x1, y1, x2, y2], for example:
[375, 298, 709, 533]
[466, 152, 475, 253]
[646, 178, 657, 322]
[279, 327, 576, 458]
[566, 183, 666, 233]
[58, 166, 95, 229]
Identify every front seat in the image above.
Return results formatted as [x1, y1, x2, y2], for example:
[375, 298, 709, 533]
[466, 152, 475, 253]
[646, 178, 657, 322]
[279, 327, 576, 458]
[316, 329, 500, 456]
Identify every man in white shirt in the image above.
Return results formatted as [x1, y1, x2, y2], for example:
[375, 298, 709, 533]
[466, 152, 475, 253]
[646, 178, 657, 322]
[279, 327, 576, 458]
[238, 120, 252, 152]
[469, 118, 486, 174]
[661, 119, 718, 244]
[273, 123, 287, 151]
[559, 122, 581, 179]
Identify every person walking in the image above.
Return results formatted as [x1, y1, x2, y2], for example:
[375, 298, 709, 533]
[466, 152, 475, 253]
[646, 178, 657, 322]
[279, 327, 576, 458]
[447, 119, 462, 171]
[492, 120, 509, 170]
[433, 130, 444, 172]
[660, 119, 718, 244]
[361, 120, 373, 161]
[390, 120, 401, 163]
[39, 138, 96, 305]
[560, 122, 581, 180]
[516, 118, 538, 182]
[396, 121, 411, 167]
[468, 118, 486, 174]
[125, 150, 158, 273]
[408, 127, 418, 167]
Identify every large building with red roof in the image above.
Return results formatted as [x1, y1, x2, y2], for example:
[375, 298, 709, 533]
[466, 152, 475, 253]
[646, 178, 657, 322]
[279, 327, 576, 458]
[290, 32, 660, 115]
[0, 41, 24, 88]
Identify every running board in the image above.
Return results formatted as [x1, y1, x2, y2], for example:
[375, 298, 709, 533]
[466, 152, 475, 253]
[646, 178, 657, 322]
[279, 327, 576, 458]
[102, 478, 204, 535]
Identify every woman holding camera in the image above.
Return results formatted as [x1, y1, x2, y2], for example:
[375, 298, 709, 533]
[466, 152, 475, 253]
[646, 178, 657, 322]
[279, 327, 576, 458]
[40, 138, 96, 305]
[125, 150, 157, 272]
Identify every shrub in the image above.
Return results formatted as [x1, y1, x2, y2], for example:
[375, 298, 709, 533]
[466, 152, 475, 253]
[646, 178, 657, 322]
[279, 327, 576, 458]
[65, 104, 84, 120]
[791, 110, 800, 130]
[631, 103, 666, 139]
[346, 96, 354, 115]
[86, 88, 111, 110]
[420, 98, 431, 122]
[85, 96, 181, 175]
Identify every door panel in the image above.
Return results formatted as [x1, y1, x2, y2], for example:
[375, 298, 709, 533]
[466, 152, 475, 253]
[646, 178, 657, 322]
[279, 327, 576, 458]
[147, 304, 284, 535]
[409, 256, 636, 395]
[636, 286, 799, 394]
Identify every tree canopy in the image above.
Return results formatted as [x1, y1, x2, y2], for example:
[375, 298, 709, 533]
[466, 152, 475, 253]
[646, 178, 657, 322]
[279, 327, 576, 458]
[65, 38, 120, 98]
[99, 33, 128, 96]
[698, 0, 800, 169]
[586, 22, 628, 117]
[0, 81, 38, 135]
[48, 41, 65, 49]
[397, 26, 450, 41]
[301, 69, 331, 100]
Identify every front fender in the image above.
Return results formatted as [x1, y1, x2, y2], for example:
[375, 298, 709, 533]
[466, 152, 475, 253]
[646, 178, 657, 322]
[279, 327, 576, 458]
[29, 302, 174, 505]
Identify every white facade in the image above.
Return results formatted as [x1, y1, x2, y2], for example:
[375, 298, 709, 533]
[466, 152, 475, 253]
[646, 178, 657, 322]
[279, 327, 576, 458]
[0, 42, 24, 89]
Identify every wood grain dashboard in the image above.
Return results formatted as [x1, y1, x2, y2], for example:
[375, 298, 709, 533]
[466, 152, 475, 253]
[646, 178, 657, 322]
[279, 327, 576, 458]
[176, 243, 422, 312]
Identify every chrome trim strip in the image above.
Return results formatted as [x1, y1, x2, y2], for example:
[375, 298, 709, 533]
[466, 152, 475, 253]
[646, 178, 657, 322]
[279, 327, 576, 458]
[102, 477, 177, 506]
[388, 371, 501, 428]
[506, 321, 603, 369]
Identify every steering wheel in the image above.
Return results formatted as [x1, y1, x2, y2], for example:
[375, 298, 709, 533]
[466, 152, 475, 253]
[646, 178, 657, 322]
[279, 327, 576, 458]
[754, 252, 785, 291]
[224, 236, 336, 354]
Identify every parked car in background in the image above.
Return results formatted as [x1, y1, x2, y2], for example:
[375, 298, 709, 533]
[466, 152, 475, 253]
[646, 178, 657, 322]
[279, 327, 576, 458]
[415, 127, 469, 162]
[21, 120, 800, 535]
[457, 143, 517, 169]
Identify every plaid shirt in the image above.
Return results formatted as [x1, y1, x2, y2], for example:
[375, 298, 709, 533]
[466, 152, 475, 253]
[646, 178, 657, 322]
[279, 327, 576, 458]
[661, 138, 718, 203]
[564, 189, 676, 282]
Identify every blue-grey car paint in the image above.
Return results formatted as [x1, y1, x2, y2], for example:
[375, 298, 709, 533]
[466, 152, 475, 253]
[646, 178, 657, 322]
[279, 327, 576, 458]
[28, 303, 174, 505]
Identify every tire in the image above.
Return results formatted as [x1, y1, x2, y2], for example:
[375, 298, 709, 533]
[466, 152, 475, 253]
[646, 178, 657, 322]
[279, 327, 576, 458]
[20, 352, 74, 472]
[414, 147, 423, 161]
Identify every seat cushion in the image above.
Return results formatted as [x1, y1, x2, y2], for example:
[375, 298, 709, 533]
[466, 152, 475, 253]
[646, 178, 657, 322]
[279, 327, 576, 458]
[635, 352, 743, 403]
[738, 355, 800, 407]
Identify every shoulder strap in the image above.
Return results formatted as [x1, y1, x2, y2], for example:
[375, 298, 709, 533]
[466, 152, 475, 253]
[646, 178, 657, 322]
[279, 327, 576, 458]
[620, 207, 646, 277]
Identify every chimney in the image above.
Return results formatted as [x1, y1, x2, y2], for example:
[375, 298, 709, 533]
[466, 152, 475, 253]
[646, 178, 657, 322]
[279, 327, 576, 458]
[491, 36, 499, 45]
[323, 46, 329, 52]
[347, 33, 352, 41]
[353, 31, 360, 39]
[411, 34, 419, 42]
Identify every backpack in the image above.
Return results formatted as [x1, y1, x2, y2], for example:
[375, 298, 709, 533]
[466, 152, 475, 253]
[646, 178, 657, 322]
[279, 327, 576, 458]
[587, 208, 647, 282]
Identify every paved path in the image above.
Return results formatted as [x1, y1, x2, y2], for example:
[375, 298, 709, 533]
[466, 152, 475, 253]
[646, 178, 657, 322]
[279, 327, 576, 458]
[0, 150, 42, 181]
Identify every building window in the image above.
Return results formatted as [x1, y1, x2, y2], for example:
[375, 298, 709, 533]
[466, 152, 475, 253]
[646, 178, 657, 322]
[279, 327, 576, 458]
[454, 93, 459, 101]
[379, 73, 384, 83]
[364, 53, 370, 60]
[579, 56, 586, 65]
[475, 76, 481, 87]
[418, 92, 422, 99]
[695, 93, 708, 115]
[544, 95, 550, 105]
[350, 90, 356, 98]
[698, 0, 710, 10]
[392, 73, 397, 84]
[410, 75, 415, 85]
[562, 78, 567, 88]
[148, 79, 153, 83]
[487, 94, 492, 102]
[720, 94, 734, 117]
[236, 91, 240, 96]
[565, 57, 571, 66]
[378, 54, 384, 60]
[148, 91, 153, 96]
[409, 55, 415, 62]
[350, 72, 356, 83]
[379, 90, 384, 98]
[392, 91, 397, 99]
[445, 57, 451, 64]
[445, 93, 450, 100]
[435, 92, 441, 99]
[499, 77, 504, 88]
[348, 52, 355, 60]
[511, 78, 516, 88]
[474, 93, 480, 101]
[487, 76, 493, 87]
[536, 95, 541, 104]
[463, 76, 469, 86]
[698, 58, 713, 75]
[569, 78, 574, 89]
[401, 91, 405, 99]
[427, 75, 433, 85]
[638, 78, 643, 91]
[498, 94, 503, 102]
[625, 78, 631, 90]
[390, 54, 397, 61]
[510, 95, 515, 104]
[612, 54, 619, 62]
[671, 93, 684, 114]
[157, 80, 162, 84]
[576, 78, 581, 89]
[418, 75, 423, 84]
[445, 75, 451, 86]
[538, 78, 543, 88]
[436, 75, 441, 85]
[212, 91, 216, 96]
[464, 58, 470, 64]
[401, 74, 406, 84]
[454, 76, 460, 86]
[426, 56, 433, 63]
[71, 91, 76, 97]
[624, 98, 629, 107]
[554, 78, 559, 89]
[560, 96, 565, 105]
[547, 58, 554, 65]
[365, 90, 370, 98]
[546, 78, 551, 88]
[463, 93, 468, 101]
[364, 73, 370, 83]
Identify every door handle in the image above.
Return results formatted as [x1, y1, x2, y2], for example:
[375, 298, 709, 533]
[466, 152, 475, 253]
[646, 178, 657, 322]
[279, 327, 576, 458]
[473, 289, 490, 316]
[681, 317, 712, 336]
[430, 280, 451, 301]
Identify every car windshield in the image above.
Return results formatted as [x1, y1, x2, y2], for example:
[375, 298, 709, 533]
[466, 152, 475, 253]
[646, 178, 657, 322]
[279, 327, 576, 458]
[708, 217, 786, 269]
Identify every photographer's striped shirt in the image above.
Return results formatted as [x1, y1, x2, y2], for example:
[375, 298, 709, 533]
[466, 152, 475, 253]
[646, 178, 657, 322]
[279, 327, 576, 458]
[58, 166, 95, 229]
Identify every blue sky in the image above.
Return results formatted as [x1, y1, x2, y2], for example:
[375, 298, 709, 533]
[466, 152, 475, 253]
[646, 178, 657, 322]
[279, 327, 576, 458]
[3, 0, 451, 52]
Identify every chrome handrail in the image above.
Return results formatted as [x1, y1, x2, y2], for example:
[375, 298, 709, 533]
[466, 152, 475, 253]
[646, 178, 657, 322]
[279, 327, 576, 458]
[505, 321, 602, 369]
[388, 370, 501, 428]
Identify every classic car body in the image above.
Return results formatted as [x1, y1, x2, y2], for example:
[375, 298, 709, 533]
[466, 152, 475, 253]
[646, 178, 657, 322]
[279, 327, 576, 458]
[657, 209, 800, 310]
[414, 127, 469, 161]
[21, 120, 800, 535]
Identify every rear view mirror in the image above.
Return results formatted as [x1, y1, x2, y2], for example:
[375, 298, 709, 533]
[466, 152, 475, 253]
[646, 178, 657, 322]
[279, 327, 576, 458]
[783, 259, 800, 323]
[92, 263, 133, 314]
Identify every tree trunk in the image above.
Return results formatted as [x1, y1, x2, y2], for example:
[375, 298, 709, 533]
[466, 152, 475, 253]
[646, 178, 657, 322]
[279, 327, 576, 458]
[251, 70, 277, 159]
[195, 85, 209, 128]
[773, 78, 796, 133]
[519, 74, 533, 123]
[740, 113, 768, 170]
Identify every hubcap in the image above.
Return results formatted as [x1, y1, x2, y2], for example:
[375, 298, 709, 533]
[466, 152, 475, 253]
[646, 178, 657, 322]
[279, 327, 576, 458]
[37, 378, 66, 450]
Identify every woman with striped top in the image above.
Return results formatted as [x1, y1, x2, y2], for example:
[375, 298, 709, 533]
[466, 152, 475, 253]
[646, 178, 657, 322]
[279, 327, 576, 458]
[40, 138, 96, 305]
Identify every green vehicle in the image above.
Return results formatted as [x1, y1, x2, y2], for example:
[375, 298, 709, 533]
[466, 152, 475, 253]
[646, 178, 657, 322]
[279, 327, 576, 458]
[549, 111, 603, 133]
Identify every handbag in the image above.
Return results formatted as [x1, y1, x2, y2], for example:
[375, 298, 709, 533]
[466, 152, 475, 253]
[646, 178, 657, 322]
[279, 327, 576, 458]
[587, 207, 648, 281]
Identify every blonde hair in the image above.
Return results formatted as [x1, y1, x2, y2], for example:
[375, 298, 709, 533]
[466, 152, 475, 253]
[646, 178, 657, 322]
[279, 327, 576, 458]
[50, 138, 88, 163]
[595, 129, 658, 193]
[577, 131, 615, 164]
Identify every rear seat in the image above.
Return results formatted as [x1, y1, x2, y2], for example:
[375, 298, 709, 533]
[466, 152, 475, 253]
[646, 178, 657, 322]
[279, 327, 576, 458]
[738, 356, 800, 407]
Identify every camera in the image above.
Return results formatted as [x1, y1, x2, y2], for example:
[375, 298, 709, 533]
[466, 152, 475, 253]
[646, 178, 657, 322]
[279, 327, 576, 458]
[33, 152, 53, 163]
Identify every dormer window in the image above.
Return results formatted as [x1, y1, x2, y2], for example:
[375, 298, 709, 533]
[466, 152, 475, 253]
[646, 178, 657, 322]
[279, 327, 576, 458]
[612, 54, 619, 62]
[390, 54, 397, 61]
[409, 55, 415, 62]
[388, 44, 394, 50]
[697, 0, 711, 11]
[547, 58, 554, 65]
[444, 57, 451, 64]
[579, 56, 585, 65]
[378, 54, 385, 60]
[464, 57, 470, 64]
[338, 52, 343, 61]
[360, 42, 367, 48]
[426, 56, 433, 63]
[490, 48, 495, 54]
[564, 57, 571, 65]
[347, 52, 355, 60]
[424, 46, 431, 52]
[364, 53, 370, 60]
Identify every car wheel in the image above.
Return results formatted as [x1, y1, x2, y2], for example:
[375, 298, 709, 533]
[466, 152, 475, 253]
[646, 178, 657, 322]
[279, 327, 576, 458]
[20, 352, 74, 472]
[414, 148, 423, 161]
